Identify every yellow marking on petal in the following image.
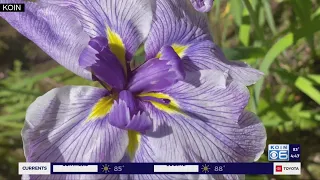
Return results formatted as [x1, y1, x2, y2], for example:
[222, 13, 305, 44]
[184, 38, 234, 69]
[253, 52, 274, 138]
[156, 43, 189, 59]
[171, 44, 189, 58]
[139, 92, 184, 114]
[85, 96, 114, 122]
[127, 130, 141, 161]
[106, 27, 127, 75]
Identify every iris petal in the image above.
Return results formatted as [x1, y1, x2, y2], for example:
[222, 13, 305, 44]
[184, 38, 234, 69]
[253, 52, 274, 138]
[139, 70, 266, 178]
[108, 97, 152, 132]
[42, 0, 154, 61]
[79, 37, 126, 90]
[119, 136, 188, 180]
[23, 86, 128, 179]
[128, 46, 185, 93]
[0, 1, 92, 80]
[185, 41, 264, 86]
[145, 0, 263, 86]
[145, 0, 210, 60]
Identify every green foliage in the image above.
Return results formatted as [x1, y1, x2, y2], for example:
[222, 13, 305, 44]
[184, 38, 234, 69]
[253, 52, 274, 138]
[215, 0, 320, 179]
[1, 0, 320, 179]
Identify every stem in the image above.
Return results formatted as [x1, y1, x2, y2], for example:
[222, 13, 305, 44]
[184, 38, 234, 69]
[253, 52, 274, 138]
[242, 0, 265, 42]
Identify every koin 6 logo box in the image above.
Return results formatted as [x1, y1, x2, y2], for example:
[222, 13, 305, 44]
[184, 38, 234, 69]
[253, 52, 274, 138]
[268, 144, 289, 161]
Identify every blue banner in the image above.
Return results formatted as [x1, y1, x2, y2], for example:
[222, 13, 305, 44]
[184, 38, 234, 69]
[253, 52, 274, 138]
[51, 163, 274, 174]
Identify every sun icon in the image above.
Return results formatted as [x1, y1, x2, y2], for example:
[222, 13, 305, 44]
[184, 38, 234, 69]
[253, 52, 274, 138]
[102, 164, 110, 173]
[201, 164, 210, 173]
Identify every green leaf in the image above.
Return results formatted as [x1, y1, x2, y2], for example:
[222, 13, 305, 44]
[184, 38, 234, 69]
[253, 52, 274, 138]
[239, 5, 250, 46]
[291, 0, 312, 22]
[295, 76, 320, 105]
[230, 0, 243, 26]
[0, 86, 41, 96]
[275, 87, 287, 103]
[0, 121, 24, 129]
[0, 112, 25, 122]
[8, 66, 66, 89]
[242, 0, 265, 42]
[214, 0, 222, 20]
[0, 130, 22, 138]
[135, 45, 144, 56]
[311, 7, 320, 19]
[254, 33, 294, 103]
[262, 0, 277, 35]
[222, 47, 266, 60]
[260, 33, 294, 74]
[307, 74, 320, 84]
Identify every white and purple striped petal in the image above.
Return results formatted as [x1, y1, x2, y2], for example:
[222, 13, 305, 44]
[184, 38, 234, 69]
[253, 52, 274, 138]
[145, 0, 211, 60]
[118, 136, 188, 180]
[128, 46, 185, 93]
[0, 1, 92, 80]
[185, 41, 264, 86]
[42, 0, 154, 61]
[137, 70, 266, 170]
[22, 86, 128, 179]
[145, 0, 263, 86]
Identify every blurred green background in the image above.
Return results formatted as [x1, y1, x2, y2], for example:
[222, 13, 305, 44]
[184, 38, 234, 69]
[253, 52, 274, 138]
[0, 0, 320, 179]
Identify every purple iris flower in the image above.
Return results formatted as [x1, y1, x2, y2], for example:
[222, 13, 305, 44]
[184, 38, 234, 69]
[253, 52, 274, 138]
[1, 0, 266, 179]
[190, 0, 214, 12]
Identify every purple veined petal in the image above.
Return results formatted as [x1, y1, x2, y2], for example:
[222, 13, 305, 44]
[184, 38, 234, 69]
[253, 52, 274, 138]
[79, 37, 108, 68]
[42, 0, 154, 61]
[145, 0, 211, 60]
[0, 1, 92, 80]
[128, 46, 185, 93]
[118, 137, 188, 180]
[190, 0, 214, 12]
[184, 41, 264, 86]
[79, 37, 126, 90]
[145, 0, 263, 86]
[139, 70, 266, 170]
[22, 86, 128, 179]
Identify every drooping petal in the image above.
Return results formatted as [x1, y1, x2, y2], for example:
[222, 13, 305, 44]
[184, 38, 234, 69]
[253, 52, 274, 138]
[118, 137, 188, 180]
[145, 0, 263, 86]
[190, 0, 214, 12]
[185, 41, 264, 86]
[79, 37, 126, 90]
[22, 86, 128, 179]
[139, 70, 266, 168]
[0, 1, 92, 80]
[128, 46, 185, 93]
[42, 0, 154, 61]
